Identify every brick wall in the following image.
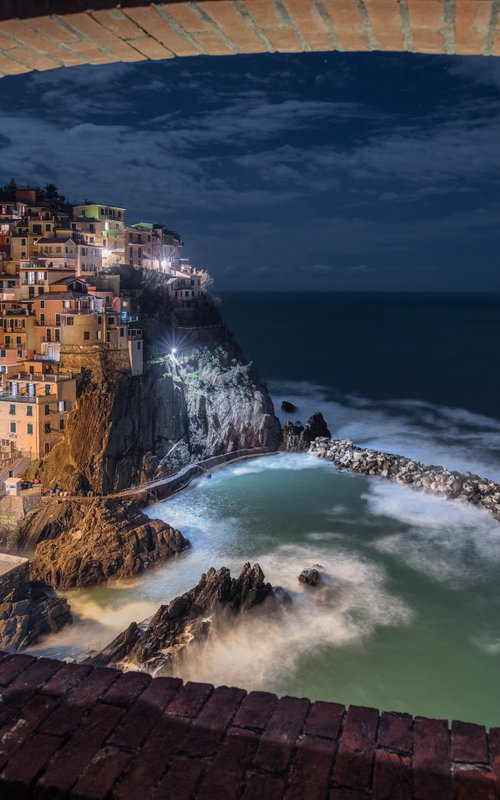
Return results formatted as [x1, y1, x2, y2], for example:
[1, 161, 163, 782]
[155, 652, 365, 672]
[0, 1, 498, 78]
[0, 650, 499, 798]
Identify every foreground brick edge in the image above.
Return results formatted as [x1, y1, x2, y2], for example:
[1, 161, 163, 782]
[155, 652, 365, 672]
[0, 651, 499, 798]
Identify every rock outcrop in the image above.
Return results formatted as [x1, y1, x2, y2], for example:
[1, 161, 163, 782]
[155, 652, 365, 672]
[281, 400, 298, 413]
[24, 296, 281, 495]
[29, 499, 190, 590]
[0, 558, 71, 650]
[298, 566, 322, 586]
[310, 438, 500, 521]
[90, 563, 285, 674]
[282, 412, 331, 452]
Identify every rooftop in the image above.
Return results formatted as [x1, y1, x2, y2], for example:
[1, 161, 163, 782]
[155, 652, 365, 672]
[0, 651, 497, 799]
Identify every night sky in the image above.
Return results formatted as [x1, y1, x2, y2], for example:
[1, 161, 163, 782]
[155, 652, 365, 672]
[0, 51, 499, 291]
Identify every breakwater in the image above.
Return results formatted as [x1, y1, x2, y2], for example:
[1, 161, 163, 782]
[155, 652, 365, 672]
[309, 437, 500, 520]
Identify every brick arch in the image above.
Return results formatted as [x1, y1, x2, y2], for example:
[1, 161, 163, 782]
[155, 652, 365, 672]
[0, 1, 498, 78]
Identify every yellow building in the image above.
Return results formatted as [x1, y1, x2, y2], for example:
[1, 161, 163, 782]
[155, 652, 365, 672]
[0, 368, 77, 459]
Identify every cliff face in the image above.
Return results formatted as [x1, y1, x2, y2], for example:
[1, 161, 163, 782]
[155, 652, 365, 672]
[26, 293, 281, 494]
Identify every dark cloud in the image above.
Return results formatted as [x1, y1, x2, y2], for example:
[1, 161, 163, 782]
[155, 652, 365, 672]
[0, 51, 498, 291]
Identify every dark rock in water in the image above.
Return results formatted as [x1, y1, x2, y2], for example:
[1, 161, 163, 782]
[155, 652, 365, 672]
[90, 562, 286, 673]
[29, 499, 190, 590]
[298, 567, 322, 586]
[281, 400, 298, 413]
[282, 412, 331, 452]
[0, 559, 71, 650]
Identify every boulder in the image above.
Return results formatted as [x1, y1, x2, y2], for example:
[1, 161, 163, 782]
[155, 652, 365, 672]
[29, 498, 190, 590]
[283, 412, 331, 451]
[90, 562, 287, 674]
[298, 566, 322, 586]
[0, 561, 71, 650]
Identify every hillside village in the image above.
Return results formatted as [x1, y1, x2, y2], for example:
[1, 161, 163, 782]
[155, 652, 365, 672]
[0, 181, 208, 479]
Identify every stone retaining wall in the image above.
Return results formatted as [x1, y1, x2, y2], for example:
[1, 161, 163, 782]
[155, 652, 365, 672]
[0, 651, 498, 798]
[309, 437, 500, 521]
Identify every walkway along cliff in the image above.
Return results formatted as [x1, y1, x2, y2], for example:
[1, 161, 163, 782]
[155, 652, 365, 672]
[24, 282, 281, 495]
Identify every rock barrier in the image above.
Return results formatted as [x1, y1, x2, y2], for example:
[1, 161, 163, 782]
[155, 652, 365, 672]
[309, 438, 500, 521]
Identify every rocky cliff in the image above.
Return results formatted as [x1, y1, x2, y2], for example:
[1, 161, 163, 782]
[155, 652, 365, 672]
[26, 498, 189, 590]
[90, 563, 286, 674]
[25, 292, 280, 494]
[0, 558, 71, 650]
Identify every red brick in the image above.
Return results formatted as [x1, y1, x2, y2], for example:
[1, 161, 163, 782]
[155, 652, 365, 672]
[242, 773, 286, 800]
[377, 712, 413, 754]
[35, 703, 125, 798]
[455, 0, 491, 55]
[322, 0, 366, 28]
[0, 19, 76, 67]
[0, 654, 34, 686]
[407, 0, 445, 30]
[62, 12, 146, 62]
[197, 728, 258, 800]
[166, 680, 213, 717]
[363, 0, 405, 50]
[0, 732, 61, 798]
[40, 667, 120, 737]
[253, 696, 310, 774]
[70, 746, 132, 800]
[372, 750, 412, 800]
[232, 690, 278, 730]
[101, 669, 151, 707]
[333, 705, 379, 791]
[159, 2, 234, 55]
[285, 736, 336, 800]
[152, 756, 205, 800]
[0, 55, 32, 75]
[453, 765, 496, 800]
[488, 727, 500, 792]
[0, 694, 59, 771]
[107, 676, 181, 750]
[331, 788, 367, 800]
[41, 663, 92, 697]
[282, 0, 334, 51]
[305, 700, 344, 740]
[239, 0, 302, 53]
[6, 657, 62, 696]
[199, 1, 268, 53]
[183, 685, 246, 757]
[451, 720, 488, 764]
[113, 715, 191, 800]
[411, 28, 446, 53]
[123, 6, 199, 57]
[413, 716, 453, 800]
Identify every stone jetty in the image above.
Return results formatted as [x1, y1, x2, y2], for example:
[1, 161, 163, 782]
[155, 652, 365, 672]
[309, 437, 500, 520]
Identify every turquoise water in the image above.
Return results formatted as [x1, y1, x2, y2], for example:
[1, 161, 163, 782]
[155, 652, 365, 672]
[29, 294, 500, 726]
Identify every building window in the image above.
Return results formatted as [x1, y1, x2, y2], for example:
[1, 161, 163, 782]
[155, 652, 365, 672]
[45, 385, 51, 395]
[17, 350, 22, 359]
[83, 331, 90, 340]
[9, 404, 15, 415]
[7, 280, 14, 289]
[16, 336, 21, 345]
[27, 405, 32, 416]
[44, 423, 51, 434]
[137, 341, 141, 350]
[0, 349, 5, 358]
[66, 317, 74, 326]
[58, 401, 65, 412]
[40, 300, 45, 309]
[59, 419, 65, 430]
[27, 423, 33, 435]
[10, 422, 16, 433]
[120, 327, 124, 337]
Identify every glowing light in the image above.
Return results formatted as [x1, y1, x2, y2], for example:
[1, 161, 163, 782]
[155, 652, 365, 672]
[161, 259, 168, 269]
[171, 347, 177, 355]
[102, 248, 111, 258]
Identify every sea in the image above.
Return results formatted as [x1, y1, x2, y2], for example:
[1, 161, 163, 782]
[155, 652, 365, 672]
[29, 292, 500, 727]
